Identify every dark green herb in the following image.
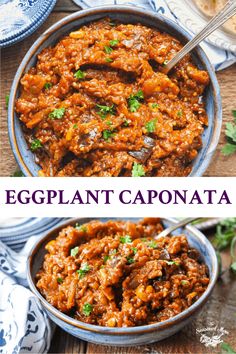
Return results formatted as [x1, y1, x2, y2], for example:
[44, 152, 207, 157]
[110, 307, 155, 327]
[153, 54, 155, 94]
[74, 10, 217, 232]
[57, 277, 63, 284]
[105, 120, 112, 126]
[31, 139, 42, 151]
[103, 129, 115, 141]
[222, 111, 236, 155]
[105, 57, 113, 63]
[181, 280, 189, 286]
[165, 260, 179, 266]
[5, 94, 9, 109]
[132, 247, 137, 255]
[221, 342, 236, 354]
[74, 69, 86, 79]
[230, 236, 236, 274]
[49, 107, 65, 119]
[73, 124, 78, 129]
[110, 249, 117, 255]
[128, 90, 144, 112]
[132, 162, 145, 177]
[110, 39, 119, 47]
[127, 257, 135, 264]
[213, 218, 236, 250]
[77, 263, 90, 279]
[70, 246, 79, 257]
[82, 303, 93, 316]
[96, 104, 115, 119]
[104, 45, 113, 54]
[148, 240, 158, 249]
[120, 235, 132, 244]
[11, 170, 24, 177]
[123, 119, 129, 127]
[145, 118, 157, 133]
[152, 103, 159, 108]
[104, 255, 110, 263]
[44, 82, 52, 90]
[177, 110, 183, 117]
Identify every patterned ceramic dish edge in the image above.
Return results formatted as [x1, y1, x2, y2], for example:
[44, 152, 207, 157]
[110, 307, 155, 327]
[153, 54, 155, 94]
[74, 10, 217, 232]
[8, 6, 222, 177]
[27, 217, 218, 346]
[0, 0, 57, 48]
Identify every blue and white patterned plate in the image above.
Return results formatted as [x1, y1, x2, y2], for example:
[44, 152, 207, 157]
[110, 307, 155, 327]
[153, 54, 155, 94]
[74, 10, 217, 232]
[0, 0, 57, 48]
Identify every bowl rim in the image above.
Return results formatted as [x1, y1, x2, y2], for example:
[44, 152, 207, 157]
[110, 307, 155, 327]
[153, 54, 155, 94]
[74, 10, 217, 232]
[27, 217, 218, 335]
[8, 5, 222, 177]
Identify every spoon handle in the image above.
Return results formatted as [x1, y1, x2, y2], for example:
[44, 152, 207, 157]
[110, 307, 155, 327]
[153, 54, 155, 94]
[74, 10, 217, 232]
[155, 217, 199, 239]
[164, 0, 236, 73]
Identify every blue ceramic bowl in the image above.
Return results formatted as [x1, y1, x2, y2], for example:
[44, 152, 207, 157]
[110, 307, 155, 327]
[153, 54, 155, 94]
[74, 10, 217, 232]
[27, 217, 218, 346]
[8, 6, 222, 177]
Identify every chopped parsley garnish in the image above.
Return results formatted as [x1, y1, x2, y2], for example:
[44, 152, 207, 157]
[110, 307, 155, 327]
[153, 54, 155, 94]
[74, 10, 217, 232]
[127, 257, 135, 264]
[123, 119, 129, 127]
[105, 120, 112, 126]
[105, 57, 113, 63]
[96, 104, 115, 119]
[148, 240, 158, 249]
[104, 255, 110, 263]
[132, 247, 137, 254]
[49, 107, 65, 119]
[74, 69, 86, 79]
[5, 94, 9, 109]
[103, 129, 115, 141]
[165, 260, 179, 266]
[128, 90, 144, 112]
[132, 162, 145, 177]
[75, 224, 88, 232]
[31, 139, 42, 151]
[11, 170, 24, 177]
[145, 118, 157, 133]
[70, 246, 79, 257]
[77, 263, 90, 278]
[44, 82, 52, 89]
[110, 249, 117, 255]
[57, 277, 63, 284]
[120, 235, 132, 244]
[177, 110, 183, 117]
[181, 280, 189, 285]
[110, 39, 119, 47]
[82, 303, 93, 316]
[152, 103, 159, 108]
[104, 45, 113, 54]
[73, 124, 78, 129]
[213, 218, 236, 250]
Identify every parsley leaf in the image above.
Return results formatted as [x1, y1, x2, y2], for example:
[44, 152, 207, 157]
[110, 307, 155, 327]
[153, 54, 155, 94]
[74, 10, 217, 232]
[83, 303, 93, 316]
[232, 110, 236, 119]
[231, 262, 236, 273]
[44, 82, 52, 90]
[213, 218, 236, 250]
[75, 224, 88, 232]
[104, 45, 113, 54]
[165, 260, 179, 266]
[57, 277, 63, 284]
[49, 107, 65, 119]
[132, 247, 137, 254]
[152, 103, 159, 109]
[146, 118, 157, 133]
[103, 129, 115, 141]
[127, 257, 135, 264]
[132, 162, 145, 177]
[222, 143, 236, 156]
[148, 240, 158, 249]
[105, 57, 113, 63]
[225, 122, 236, 143]
[128, 90, 144, 112]
[104, 255, 110, 263]
[177, 110, 183, 117]
[110, 39, 119, 47]
[5, 94, 9, 109]
[96, 104, 115, 119]
[222, 111, 236, 155]
[77, 263, 90, 278]
[70, 246, 79, 257]
[74, 69, 86, 79]
[120, 235, 132, 244]
[73, 124, 78, 129]
[31, 139, 42, 151]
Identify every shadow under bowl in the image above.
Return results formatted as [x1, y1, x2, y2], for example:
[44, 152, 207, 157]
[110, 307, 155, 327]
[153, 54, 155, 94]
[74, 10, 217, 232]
[27, 217, 218, 346]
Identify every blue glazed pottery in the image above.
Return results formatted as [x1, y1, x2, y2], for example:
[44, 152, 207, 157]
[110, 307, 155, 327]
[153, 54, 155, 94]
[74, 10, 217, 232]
[0, 0, 57, 48]
[8, 6, 222, 177]
[27, 217, 218, 346]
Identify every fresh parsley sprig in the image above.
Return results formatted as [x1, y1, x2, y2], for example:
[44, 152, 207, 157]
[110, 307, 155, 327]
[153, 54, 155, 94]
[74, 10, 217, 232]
[222, 110, 236, 155]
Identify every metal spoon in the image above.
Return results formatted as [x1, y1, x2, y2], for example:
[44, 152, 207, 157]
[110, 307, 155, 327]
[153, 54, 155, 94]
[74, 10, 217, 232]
[164, 0, 236, 74]
[155, 217, 199, 239]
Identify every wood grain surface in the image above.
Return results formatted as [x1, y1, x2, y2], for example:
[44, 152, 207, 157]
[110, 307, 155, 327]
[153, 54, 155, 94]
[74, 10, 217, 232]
[0, 0, 236, 176]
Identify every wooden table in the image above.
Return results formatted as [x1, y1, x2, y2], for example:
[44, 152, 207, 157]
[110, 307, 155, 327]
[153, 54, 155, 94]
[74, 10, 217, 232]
[0, 0, 236, 176]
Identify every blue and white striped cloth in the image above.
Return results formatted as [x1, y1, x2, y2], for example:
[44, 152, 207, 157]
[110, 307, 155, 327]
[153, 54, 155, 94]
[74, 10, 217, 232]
[0, 218, 66, 354]
[72, 0, 236, 70]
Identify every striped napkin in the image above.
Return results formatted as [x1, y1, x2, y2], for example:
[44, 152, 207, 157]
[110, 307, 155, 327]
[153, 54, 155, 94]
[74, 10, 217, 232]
[72, 0, 236, 70]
